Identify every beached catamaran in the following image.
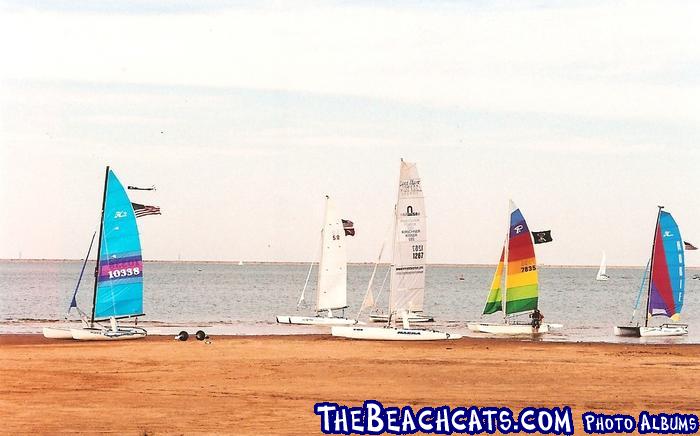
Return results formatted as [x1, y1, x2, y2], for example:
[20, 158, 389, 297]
[276, 195, 359, 325]
[43, 167, 147, 340]
[332, 160, 458, 340]
[596, 251, 610, 281]
[615, 206, 688, 337]
[468, 200, 558, 335]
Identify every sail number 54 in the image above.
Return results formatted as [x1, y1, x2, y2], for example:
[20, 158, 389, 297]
[108, 267, 141, 279]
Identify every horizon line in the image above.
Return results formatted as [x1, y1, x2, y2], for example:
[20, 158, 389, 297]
[2, 258, 696, 269]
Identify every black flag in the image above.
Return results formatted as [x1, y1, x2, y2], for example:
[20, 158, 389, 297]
[685, 241, 698, 251]
[531, 230, 553, 244]
[128, 185, 156, 191]
[342, 219, 355, 236]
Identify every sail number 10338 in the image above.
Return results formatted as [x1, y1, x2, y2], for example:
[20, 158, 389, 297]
[412, 245, 424, 259]
[108, 267, 141, 279]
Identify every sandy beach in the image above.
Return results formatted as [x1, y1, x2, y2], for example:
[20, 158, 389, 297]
[1, 335, 698, 435]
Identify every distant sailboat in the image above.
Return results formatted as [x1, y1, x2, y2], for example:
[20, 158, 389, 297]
[468, 200, 560, 335]
[332, 159, 458, 340]
[44, 167, 148, 340]
[238, 260, 244, 266]
[615, 206, 688, 337]
[596, 251, 610, 281]
[276, 195, 359, 326]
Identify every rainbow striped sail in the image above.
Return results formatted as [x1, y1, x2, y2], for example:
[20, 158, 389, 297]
[648, 210, 684, 321]
[93, 169, 144, 320]
[482, 201, 539, 316]
[505, 201, 539, 315]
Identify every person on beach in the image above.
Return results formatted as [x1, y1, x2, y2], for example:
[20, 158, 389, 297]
[530, 309, 544, 329]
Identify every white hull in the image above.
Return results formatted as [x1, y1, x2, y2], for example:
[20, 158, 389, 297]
[276, 315, 360, 326]
[70, 327, 147, 341]
[42, 327, 74, 339]
[369, 313, 434, 323]
[596, 275, 609, 281]
[331, 325, 460, 341]
[467, 322, 551, 335]
[614, 324, 688, 337]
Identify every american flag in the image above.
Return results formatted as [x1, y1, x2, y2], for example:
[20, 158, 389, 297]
[131, 202, 161, 218]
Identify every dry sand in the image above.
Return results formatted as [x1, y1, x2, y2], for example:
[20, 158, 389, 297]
[1, 335, 698, 435]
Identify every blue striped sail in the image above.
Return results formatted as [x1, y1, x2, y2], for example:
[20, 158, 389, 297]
[94, 170, 144, 319]
[648, 211, 684, 320]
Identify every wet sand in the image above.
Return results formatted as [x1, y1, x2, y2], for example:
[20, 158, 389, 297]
[1, 334, 698, 435]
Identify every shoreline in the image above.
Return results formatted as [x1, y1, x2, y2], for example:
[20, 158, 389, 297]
[1, 335, 698, 434]
[5, 258, 697, 269]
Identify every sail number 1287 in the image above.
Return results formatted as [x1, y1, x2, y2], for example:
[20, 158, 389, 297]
[412, 245, 424, 259]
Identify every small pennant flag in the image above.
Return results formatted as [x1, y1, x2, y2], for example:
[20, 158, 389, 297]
[131, 202, 161, 218]
[684, 241, 698, 251]
[128, 185, 156, 191]
[531, 230, 553, 244]
[342, 219, 355, 236]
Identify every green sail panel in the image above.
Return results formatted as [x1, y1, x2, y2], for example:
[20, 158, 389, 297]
[483, 246, 505, 314]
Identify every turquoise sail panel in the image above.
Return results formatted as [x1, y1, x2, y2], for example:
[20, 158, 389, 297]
[94, 170, 144, 319]
[648, 211, 684, 320]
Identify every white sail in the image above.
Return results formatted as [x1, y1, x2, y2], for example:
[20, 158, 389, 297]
[389, 160, 426, 314]
[316, 196, 348, 312]
[596, 251, 609, 281]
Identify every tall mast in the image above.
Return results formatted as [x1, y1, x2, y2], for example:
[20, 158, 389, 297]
[388, 159, 402, 324]
[644, 205, 663, 328]
[502, 200, 512, 320]
[90, 166, 110, 327]
[315, 195, 329, 313]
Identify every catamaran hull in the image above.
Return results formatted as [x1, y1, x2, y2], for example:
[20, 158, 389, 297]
[70, 327, 147, 341]
[369, 313, 434, 323]
[613, 326, 641, 337]
[275, 315, 360, 326]
[614, 324, 688, 337]
[42, 327, 74, 339]
[596, 275, 609, 281]
[640, 325, 688, 337]
[467, 322, 551, 335]
[331, 326, 459, 341]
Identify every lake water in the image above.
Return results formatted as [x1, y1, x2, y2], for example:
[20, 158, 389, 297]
[1, 260, 699, 343]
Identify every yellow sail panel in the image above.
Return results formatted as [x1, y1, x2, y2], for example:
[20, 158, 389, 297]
[483, 246, 504, 314]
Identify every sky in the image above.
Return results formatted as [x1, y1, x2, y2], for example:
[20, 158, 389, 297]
[1, 0, 699, 266]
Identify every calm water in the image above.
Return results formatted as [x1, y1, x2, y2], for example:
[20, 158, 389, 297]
[1, 260, 699, 343]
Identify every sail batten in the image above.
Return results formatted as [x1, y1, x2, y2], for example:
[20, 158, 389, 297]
[389, 160, 426, 314]
[94, 169, 144, 320]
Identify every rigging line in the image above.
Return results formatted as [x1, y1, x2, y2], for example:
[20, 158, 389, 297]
[297, 231, 322, 309]
[630, 258, 651, 324]
[67, 231, 97, 318]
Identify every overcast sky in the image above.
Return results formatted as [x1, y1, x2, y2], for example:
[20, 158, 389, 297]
[1, 0, 699, 266]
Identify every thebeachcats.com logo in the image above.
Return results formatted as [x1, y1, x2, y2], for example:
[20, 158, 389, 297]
[313, 401, 700, 435]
